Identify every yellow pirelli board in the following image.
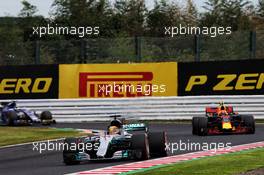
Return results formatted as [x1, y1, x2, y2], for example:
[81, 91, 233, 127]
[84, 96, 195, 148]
[59, 62, 177, 98]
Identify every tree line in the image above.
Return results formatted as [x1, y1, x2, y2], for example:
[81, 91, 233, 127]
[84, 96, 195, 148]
[2, 0, 264, 40]
[0, 0, 264, 64]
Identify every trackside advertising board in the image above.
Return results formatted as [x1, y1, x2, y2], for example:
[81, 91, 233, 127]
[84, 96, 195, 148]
[3, 60, 264, 99]
[0, 65, 59, 99]
[59, 63, 178, 98]
[178, 60, 264, 96]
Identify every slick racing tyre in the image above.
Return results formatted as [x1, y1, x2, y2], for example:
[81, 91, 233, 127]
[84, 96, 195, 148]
[198, 117, 208, 136]
[6, 111, 18, 126]
[242, 115, 255, 134]
[131, 133, 150, 160]
[63, 138, 80, 165]
[192, 117, 199, 135]
[148, 131, 167, 157]
[40, 111, 52, 120]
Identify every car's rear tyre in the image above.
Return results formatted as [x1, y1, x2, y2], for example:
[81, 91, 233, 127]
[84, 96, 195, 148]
[242, 115, 255, 134]
[6, 111, 18, 126]
[131, 133, 150, 160]
[198, 117, 208, 136]
[40, 111, 52, 120]
[192, 117, 199, 135]
[148, 132, 167, 157]
[63, 138, 80, 165]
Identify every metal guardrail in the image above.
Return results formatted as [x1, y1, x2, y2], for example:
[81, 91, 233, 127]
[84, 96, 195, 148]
[5, 95, 264, 122]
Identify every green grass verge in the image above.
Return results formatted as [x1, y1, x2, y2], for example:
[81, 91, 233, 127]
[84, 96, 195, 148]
[126, 148, 264, 175]
[0, 127, 85, 146]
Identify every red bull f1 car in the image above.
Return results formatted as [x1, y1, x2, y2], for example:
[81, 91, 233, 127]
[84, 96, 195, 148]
[192, 104, 255, 136]
[63, 115, 167, 165]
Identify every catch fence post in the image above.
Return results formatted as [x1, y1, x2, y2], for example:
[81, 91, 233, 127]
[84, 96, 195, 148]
[135, 36, 142, 62]
[194, 35, 201, 62]
[34, 40, 40, 64]
[250, 31, 256, 59]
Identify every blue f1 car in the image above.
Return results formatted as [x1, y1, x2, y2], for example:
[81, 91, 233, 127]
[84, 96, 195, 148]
[0, 101, 55, 126]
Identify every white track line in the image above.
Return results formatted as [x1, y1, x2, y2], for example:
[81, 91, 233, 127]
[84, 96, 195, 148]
[0, 128, 98, 149]
[66, 141, 264, 175]
[0, 138, 65, 149]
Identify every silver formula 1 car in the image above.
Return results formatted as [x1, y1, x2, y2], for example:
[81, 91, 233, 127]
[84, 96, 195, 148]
[63, 115, 167, 165]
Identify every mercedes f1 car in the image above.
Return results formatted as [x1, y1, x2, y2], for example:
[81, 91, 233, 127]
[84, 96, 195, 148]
[63, 115, 167, 165]
[0, 101, 55, 126]
[192, 103, 255, 136]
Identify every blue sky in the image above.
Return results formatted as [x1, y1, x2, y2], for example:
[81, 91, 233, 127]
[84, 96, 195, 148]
[0, 0, 259, 17]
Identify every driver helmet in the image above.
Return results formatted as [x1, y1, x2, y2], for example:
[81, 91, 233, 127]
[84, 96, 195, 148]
[217, 101, 227, 116]
[110, 119, 122, 128]
[8, 101, 17, 108]
[219, 101, 226, 110]
[109, 126, 120, 135]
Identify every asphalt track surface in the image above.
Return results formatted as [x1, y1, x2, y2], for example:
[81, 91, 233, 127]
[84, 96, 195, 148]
[0, 123, 263, 175]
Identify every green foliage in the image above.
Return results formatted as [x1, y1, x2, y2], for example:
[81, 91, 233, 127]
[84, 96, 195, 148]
[19, 0, 38, 17]
[184, 0, 198, 25]
[0, 0, 263, 64]
[112, 0, 147, 36]
[51, 0, 114, 37]
[200, 0, 253, 30]
[141, 36, 194, 62]
[146, 0, 185, 36]
[258, 0, 264, 17]
[200, 31, 250, 61]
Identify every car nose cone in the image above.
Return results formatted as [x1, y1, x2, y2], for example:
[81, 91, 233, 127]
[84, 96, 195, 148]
[222, 122, 232, 129]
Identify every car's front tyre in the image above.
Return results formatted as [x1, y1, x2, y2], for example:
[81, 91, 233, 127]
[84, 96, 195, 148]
[198, 117, 208, 136]
[40, 111, 54, 125]
[242, 115, 255, 134]
[63, 138, 80, 165]
[192, 117, 199, 135]
[148, 131, 167, 157]
[131, 133, 150, 160]
[6, 111, 18, 126]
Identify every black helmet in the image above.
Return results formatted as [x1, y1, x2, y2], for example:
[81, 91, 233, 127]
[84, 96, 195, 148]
[8, 101, 16, 108]
[219, 101, 226, 110]
[110, 119, 122, 128]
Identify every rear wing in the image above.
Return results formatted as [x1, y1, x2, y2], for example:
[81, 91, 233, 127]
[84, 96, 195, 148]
[123, 123, 147, 132]
[1, 101, 16, 107]
[206, 106, 234, 116]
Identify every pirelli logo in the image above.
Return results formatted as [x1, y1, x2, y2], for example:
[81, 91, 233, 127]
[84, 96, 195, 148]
[0, 78, 52, 94]
[0, 65, 59, 99]
[178, 60, 264, 96]
[79, 72, 154, 97]
[59, 63, 176, 98]
[185, 73, 264, 92]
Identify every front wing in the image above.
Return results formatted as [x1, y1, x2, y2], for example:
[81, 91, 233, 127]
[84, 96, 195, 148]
[73, 150, 131, 162]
